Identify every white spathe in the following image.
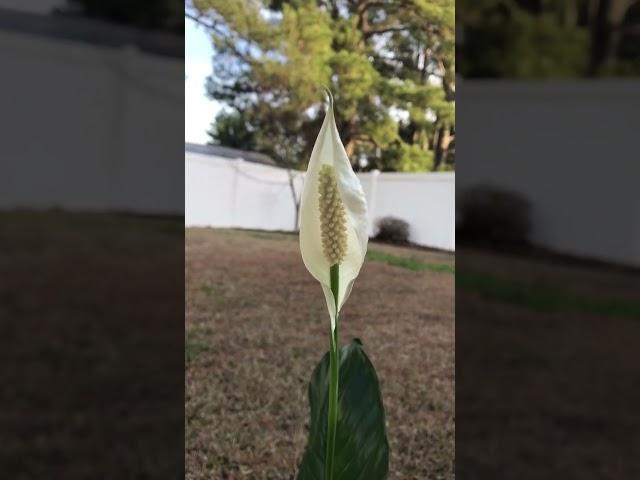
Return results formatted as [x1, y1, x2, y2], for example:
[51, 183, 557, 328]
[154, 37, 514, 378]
[299, 94, 369, 331]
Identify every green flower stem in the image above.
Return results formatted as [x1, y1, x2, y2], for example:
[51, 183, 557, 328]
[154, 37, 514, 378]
[325, 263, 340, 480]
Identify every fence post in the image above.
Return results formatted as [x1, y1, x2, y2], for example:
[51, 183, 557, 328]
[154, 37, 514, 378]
[368, 169, 380, 237]
[230, 157, 243, 227]
[111, 45, 138, 194]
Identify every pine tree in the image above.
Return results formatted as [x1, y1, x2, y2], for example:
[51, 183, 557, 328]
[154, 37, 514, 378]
[188, 0, 455, 172]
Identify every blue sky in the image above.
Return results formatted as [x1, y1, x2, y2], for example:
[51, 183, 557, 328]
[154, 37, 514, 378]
[185, 17, 222, 144]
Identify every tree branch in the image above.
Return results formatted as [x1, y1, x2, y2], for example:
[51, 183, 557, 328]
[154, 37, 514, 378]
[185, 10, 253, 64]
[185, 11, 218, 30]
[357, 0, 387, 15]
[363, 24, 409, 38]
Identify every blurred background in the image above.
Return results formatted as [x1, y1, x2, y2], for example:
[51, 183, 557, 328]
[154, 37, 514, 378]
[0, 0, 183, 213]
[455, 2, 640, 479]
[458, 0, 640, 78]
[0, 1, 184, 478]
[457, 0, 640, 267]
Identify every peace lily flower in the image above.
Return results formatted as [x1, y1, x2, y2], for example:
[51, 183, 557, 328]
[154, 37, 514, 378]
[298, 88, 369, 480]
[299, 90, 368, 332]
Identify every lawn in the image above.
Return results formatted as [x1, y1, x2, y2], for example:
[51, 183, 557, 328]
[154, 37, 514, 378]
[0, 212, 184, 479]
[185, 228, 455, 479]
[456, 247, 640, 479]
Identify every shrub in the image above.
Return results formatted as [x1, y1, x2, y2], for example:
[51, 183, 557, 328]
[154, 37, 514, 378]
[457, 185, 531, 247]
[374, 217, 410, 244]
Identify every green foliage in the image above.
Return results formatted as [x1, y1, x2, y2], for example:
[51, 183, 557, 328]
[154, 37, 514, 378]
[367, 250, 455, 274]
[208, 110, 256, 149]
[457, 0, 616, 78]
[297, 339, 390, 479]
[469, 10, 587, 77]
[458, 271, 640, 319]
[185, 333, 209, 363]
[376, 142, 434, 172]
[330, 50, 379, 120]
[191, 0, 455, 171]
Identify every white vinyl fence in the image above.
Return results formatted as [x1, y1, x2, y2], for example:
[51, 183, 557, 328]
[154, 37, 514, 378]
[185, 150, 456, 251]
[458, 80, 640, 266]
[0, 10, 184, 214]
[9, 17, 632, 266]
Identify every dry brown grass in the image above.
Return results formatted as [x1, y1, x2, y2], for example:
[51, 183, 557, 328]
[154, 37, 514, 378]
[456, 247, 640, 479]
[0, 212, 184, 479]
[185, 228, 455, 480]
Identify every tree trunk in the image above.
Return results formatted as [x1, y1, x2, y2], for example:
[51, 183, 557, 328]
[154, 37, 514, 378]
[287, 169, 300, 231]
[588, 0, 632, 74]
[561, 0, 578, 26]
[588, 0, 607, 74]
[433, 124, 450, 171]
[441, 59, 455, 101]
[345, 140, 355, 159]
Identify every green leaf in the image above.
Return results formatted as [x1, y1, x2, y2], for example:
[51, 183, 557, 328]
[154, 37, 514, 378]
[297, 339, 390, 480]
